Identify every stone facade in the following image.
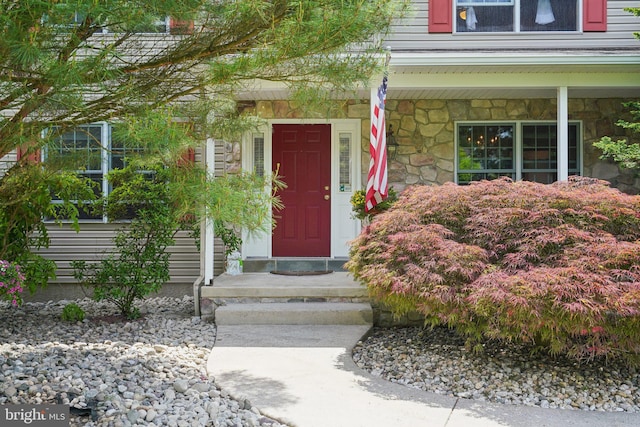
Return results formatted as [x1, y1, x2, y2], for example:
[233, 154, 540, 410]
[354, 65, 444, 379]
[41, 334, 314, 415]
[233, 98, 639, 194]
[373, 98, 637, 194]
[223, 140, 242, 174]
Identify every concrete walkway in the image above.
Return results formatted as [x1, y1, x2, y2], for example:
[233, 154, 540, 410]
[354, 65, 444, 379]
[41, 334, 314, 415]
[207, 324, 640, 427]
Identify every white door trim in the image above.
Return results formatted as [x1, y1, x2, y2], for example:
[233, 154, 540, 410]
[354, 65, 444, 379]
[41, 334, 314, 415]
[242, 119, 361, 258]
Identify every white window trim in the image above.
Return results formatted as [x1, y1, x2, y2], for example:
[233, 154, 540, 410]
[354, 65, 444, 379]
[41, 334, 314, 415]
[50, 13, 171, 35]
[454, 120, 583, 184]
[41, 123, 106, 222]
[43, 122, 132, 223]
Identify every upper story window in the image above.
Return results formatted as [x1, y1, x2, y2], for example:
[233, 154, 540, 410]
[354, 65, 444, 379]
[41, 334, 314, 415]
[428, 0, 607, 34]
[45, 12, 192, 35]
[125, 17, 193, 34]
[455, 0, 577, 33]
[128, 17, 171, 34]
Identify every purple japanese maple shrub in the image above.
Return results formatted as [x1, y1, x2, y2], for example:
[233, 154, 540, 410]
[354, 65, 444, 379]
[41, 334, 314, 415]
[347, 177, 640, 365]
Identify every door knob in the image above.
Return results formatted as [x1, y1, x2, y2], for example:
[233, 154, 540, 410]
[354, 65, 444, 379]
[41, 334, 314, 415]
[324, 186, 330, 190]
[324, 195, 330, 200]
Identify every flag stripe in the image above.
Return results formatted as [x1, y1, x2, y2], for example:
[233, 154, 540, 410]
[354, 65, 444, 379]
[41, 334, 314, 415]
[365, 75, 388, 212]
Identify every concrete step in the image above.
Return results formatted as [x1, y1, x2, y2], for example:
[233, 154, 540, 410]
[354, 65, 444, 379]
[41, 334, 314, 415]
[201, 272, 368, 301]
[214, 302, 373, 326]
[242, 257, 348, 273]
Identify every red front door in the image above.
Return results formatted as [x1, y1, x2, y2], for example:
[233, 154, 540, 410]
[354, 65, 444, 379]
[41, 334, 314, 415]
[272, 124, 331, 257]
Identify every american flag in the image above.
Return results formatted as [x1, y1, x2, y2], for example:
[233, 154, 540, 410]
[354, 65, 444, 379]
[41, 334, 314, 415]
[365, 75, 389, 212]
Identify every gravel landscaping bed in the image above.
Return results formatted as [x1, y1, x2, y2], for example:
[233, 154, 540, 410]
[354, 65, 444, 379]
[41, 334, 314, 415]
[0, 297, 287, 427]
[4, 296, 639, 426]
[353, 326, 640, 412]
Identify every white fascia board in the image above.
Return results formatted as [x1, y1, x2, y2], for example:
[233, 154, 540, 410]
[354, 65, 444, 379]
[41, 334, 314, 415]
[389, 72, 640, 89]
[390, 51, 640, 67]
[233, 52, 640, 99]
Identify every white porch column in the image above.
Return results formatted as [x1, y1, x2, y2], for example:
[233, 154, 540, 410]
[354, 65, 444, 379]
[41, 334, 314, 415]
[557, 86, 569, 181]
[203, 137, 216, 284]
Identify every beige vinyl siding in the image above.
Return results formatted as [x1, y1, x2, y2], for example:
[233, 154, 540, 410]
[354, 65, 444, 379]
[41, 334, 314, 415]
[0, 151, 17, 178]
[35, 223, 200, 285]
[388, 1, 640, 50]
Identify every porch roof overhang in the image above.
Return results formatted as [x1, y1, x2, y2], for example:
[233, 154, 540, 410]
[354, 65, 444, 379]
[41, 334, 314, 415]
[235, 49, 640, 100]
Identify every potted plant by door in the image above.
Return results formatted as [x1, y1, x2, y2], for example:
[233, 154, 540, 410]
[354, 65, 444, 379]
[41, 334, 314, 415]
[214, 220, 243, 275]
[350, 187, 398, 224]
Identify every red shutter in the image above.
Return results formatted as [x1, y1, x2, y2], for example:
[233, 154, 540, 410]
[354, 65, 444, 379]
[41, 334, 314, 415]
[583, 0, 607, 32]
[169, 18, 194, 35]
[428, 0, 453, 33]
[176, 147, 196, 223]
[176, 122, 196, 167]
[177, 148, 195, 167]
[16, 146, 40, 164]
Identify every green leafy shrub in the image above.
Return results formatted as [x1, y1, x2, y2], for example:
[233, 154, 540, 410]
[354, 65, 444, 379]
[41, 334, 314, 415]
[0, 163, 96, 294]
[347, 177, 640, 366]
[73, 164, 178, 319]
[73, 208, 175, 319]
[214, 220, 242, 257]
[593, 100, 640, 173]
[61, 303, 85, 322]
[70, 118, 285, 318]
[350, 187, 398, 221]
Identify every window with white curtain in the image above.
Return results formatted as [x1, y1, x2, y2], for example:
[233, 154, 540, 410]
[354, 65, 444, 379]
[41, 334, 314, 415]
[455, 0, 578, 32]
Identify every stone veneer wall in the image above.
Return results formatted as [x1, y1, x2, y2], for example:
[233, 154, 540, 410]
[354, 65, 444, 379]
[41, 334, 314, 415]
[366, 98, 638, 194]
[236, 98, 638, 194]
